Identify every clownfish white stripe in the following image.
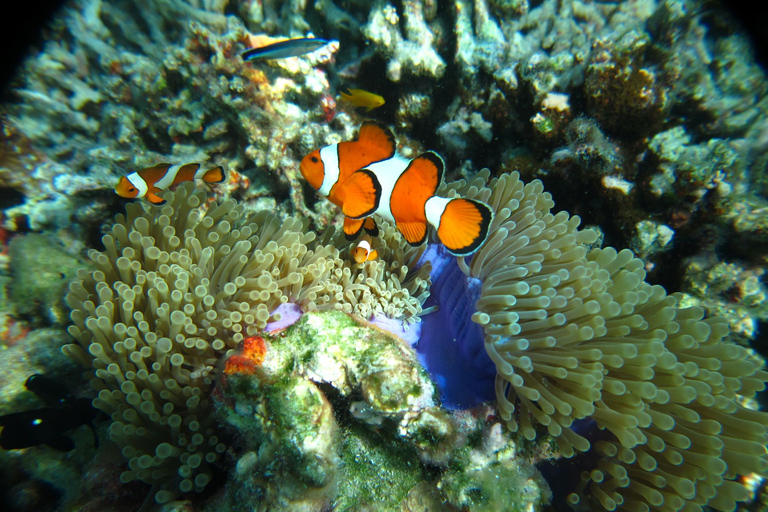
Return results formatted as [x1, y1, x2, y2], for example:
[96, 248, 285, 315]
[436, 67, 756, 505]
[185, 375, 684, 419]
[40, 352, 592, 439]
[318, 145, 340, 197]
[365, 155, 411, 223]
[125, 172, 149, 198]
[424, 196, 451, 230]
[155, 163, 197, 190]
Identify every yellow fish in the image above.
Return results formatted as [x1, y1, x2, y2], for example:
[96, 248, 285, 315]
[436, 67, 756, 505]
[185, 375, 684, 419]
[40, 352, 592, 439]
[339, 89, 385, 112]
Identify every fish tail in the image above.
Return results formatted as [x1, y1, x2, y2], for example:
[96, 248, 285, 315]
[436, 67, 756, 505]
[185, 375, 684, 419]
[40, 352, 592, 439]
[202, 166, 227, 183]
[435, 198, 493, 256]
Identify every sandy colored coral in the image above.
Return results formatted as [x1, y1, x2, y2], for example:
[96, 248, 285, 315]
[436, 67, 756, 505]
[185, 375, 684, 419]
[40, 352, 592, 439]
[440, 170, 768, 512]
[63, 183, 429, 501]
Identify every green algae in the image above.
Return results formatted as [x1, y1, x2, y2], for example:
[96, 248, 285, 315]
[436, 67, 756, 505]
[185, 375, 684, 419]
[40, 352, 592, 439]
[8, 233, 88, 325]
[335, 422, 426, 512]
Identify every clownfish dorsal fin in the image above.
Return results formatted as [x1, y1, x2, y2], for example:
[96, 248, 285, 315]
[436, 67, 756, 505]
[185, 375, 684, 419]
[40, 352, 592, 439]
[362, 217, 378, 237]
[339, 169, 381, 219]
[433, 197, 494, 256]
[343, 217, 365, 239]
[357, 121, 396, 159]
[390, 151, 445, 246]
[336, 122, 396, 183]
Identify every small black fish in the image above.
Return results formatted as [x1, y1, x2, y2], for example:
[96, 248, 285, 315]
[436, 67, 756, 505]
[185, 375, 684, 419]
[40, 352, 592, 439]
[242, 37, 332, 61]
[25, 373, 74, 407]
[0, 374, 98, 451]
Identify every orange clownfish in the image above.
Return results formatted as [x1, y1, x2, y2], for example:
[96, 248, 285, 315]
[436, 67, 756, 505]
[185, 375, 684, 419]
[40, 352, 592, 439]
[300, 122, 493, 256]
[115, 163, 226, 205]
[351, 235, 379, 263]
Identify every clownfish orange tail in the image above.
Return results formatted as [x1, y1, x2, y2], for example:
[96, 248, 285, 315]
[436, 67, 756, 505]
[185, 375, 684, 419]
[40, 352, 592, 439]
[430, 197, 493, 256]
[202, 166, 227, 183]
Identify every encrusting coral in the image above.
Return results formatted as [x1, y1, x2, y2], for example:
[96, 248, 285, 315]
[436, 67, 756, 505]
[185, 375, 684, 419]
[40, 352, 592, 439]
[62, 183, 430, 502]
[438, 169, 768, 512]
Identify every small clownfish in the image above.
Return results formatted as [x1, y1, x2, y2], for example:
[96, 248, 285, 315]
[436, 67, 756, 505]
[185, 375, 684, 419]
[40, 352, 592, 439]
[351, 235, 378, 264]
[339, 89, 385, 112]
[115, 163, 226, 205]
[300, 122, 493, 256]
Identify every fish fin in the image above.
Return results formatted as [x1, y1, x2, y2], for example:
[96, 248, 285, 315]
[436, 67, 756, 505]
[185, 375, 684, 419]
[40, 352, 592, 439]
[46, 435, 75, 452]
[337, 122, 396, 179]
[343, 217, 365, 239]
[340, 169, 381, 219]
[339, 90, 353, 102]
[363, 217, 378, 237]
[436, 198, 494, 256]
[390, 151, 444, 242]
[357, 121, 395, 158]
[397, 221, 428, 246]
[146, 190, 166, 205]
[367, 249, 378, 262]
[203, 166, 227, 183]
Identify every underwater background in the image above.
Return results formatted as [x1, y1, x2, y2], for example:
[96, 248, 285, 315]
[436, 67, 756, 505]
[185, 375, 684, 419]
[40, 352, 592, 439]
[1, 0, 768, 511]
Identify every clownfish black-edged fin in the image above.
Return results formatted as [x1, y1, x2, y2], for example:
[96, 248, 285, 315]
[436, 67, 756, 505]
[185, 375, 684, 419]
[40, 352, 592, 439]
[363, 217, 378, 237]
[203, 166, 227, 183]
[436, 198, 493, 256]
[398, 221, 429, 246]
[358, 121, 396, 160]
[340, 169, 381, 219]
[146, 190, 167, 205]
[344, 217, 365, 239]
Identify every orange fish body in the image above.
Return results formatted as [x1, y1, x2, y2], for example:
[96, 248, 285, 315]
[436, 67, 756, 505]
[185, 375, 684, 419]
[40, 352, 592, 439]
[300, 122, 493, 256]
[115, 163, 226, 205]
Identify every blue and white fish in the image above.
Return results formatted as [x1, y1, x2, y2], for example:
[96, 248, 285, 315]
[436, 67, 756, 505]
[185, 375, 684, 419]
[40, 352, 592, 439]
[242, 37, 333, 61]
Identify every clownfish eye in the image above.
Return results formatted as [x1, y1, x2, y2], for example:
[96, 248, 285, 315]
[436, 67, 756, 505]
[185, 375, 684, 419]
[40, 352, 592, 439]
[311, 156, 319, 163]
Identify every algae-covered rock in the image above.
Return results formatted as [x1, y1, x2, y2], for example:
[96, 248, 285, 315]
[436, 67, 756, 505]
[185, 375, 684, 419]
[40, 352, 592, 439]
[8, 233, 88, 325]
[212, 310, 549, 512]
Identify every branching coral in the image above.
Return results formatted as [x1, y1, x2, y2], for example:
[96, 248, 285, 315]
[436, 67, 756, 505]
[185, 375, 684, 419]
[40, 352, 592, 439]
[63, 183, 429, 502]
[437, 170, 768, 511]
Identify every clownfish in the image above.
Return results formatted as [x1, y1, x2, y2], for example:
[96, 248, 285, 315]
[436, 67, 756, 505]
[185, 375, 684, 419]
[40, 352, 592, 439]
[300, 122, 493, 256]
[351, 235, 379, 263]
[339, 88, 385, 112]
[115, 163, 226, 205]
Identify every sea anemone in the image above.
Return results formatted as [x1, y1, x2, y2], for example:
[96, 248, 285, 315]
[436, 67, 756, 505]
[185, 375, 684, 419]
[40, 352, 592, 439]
[63, 183, 429, 501]
[417, 169, 768, 511]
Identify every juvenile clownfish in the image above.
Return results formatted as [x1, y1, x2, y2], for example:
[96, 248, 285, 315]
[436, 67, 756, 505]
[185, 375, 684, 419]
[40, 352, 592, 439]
[300, 122, 493, 256]
[339, 88, 385, 112]
[351, 235, 378, 263]
[115, 163, 226, 205]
